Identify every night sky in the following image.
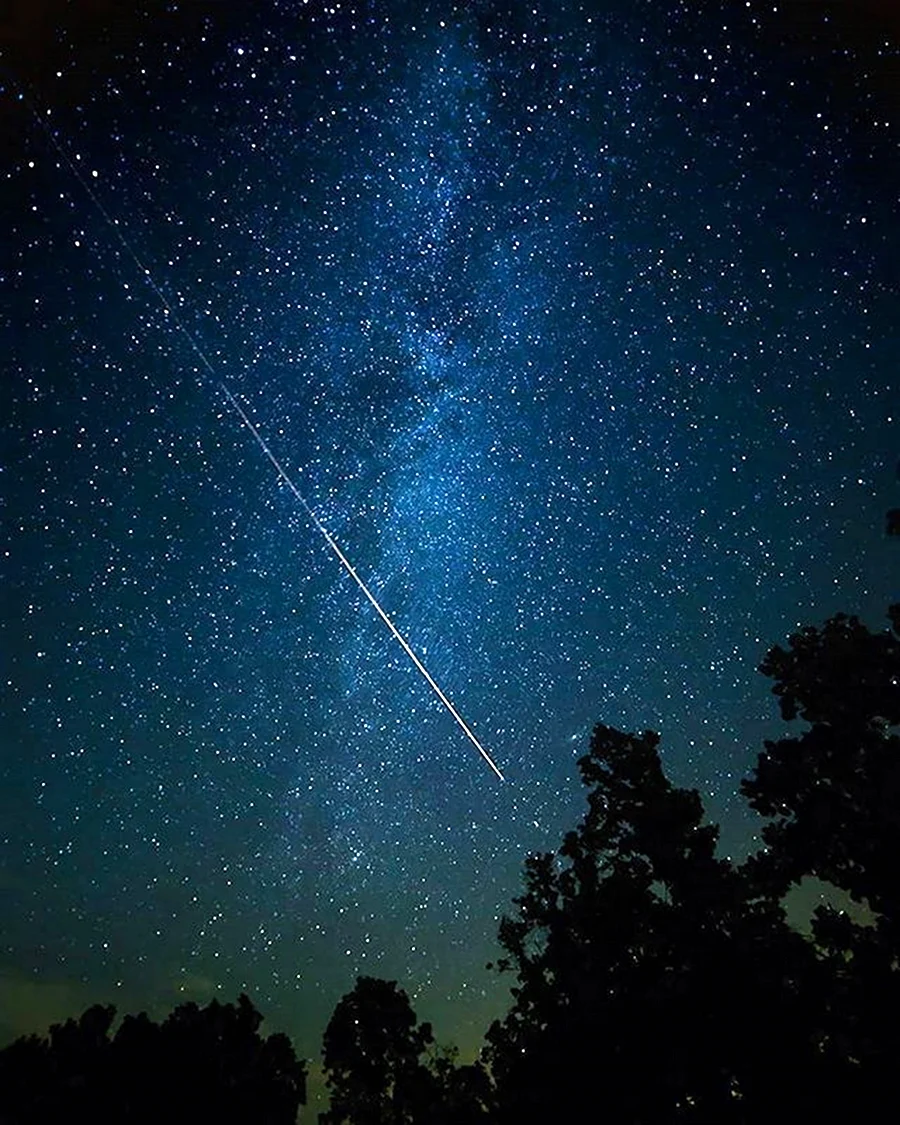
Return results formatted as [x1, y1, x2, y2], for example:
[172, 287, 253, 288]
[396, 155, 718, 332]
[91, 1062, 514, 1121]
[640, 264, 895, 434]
[2, 0, 897, 1106]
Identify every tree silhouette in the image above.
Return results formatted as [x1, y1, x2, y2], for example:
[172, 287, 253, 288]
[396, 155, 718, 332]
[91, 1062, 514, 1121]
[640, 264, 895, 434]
[320, 977, 435, 1125]
[145, 993, 304, 1125]
[0, 1004, 118, 1123]
[320, 977, 492, 1125]
[425, 1046, 493, 1125]
[742, 603, 900, 1117]
[742, 606, 900, 927]
[0, 994, 305, 1125]
[483, 723, 833, 1124]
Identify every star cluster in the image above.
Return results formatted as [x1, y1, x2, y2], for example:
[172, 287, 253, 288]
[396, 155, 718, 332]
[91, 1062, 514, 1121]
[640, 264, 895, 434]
[1, 0, 897, 1090]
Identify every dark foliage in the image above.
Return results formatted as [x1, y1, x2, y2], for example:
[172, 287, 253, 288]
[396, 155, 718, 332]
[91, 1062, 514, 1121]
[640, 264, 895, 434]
[742, 607, 900, 921]
[425, 1049, 493, 1125]
[320, 977, 491, 1125]
[0, 994, 305, 1125]
[321, 977, 434, 1125]
[742, 604, 900, 1117]
[482, 724, 840, 1124]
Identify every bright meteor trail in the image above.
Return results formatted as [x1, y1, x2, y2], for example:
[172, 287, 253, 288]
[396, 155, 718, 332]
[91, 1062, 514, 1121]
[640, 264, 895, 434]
[25, 91, 504, 782]
[220, 385, 505, 782]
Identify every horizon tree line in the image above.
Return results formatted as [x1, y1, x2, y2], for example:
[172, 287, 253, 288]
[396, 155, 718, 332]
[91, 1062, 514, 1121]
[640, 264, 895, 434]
[2, 501, 897, 1123]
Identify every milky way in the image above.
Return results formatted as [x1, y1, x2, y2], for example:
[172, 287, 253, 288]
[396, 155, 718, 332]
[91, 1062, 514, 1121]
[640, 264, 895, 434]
[2, 0, 897, 1101]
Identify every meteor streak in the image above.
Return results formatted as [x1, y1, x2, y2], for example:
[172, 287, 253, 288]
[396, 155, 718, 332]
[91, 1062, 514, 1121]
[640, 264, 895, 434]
[221, 385, 505, 781]
[23, 90, 504, 781]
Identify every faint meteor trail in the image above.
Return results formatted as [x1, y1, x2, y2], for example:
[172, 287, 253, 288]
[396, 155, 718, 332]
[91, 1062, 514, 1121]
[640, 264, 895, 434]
[21, 90, 505, 782]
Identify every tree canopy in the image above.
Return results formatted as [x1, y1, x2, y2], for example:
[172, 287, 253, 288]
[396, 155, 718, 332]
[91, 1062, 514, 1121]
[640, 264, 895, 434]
[743, 607, 900, 925]
[321, 977, 491, 1125]
[479, 602, 899, 1123]
[0, 994, 305, 1125]
[483, 725, 834, 1123]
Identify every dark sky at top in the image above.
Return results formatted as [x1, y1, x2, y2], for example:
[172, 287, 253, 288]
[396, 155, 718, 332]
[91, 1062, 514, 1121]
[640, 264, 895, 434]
[1, 0, 897, 1102]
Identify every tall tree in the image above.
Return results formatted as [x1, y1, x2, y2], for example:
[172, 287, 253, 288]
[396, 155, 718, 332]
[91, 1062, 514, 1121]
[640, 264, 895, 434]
[320, 977, 435, 1125]
[484, 724, 830, 1124]
[742, 606, 900, 929]
[742, 604, 900, 1116]
[320, 979, 491, 1125]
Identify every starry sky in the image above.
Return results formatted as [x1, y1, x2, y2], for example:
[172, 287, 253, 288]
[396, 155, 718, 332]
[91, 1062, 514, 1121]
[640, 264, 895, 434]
[1, 0, 897, 1103]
